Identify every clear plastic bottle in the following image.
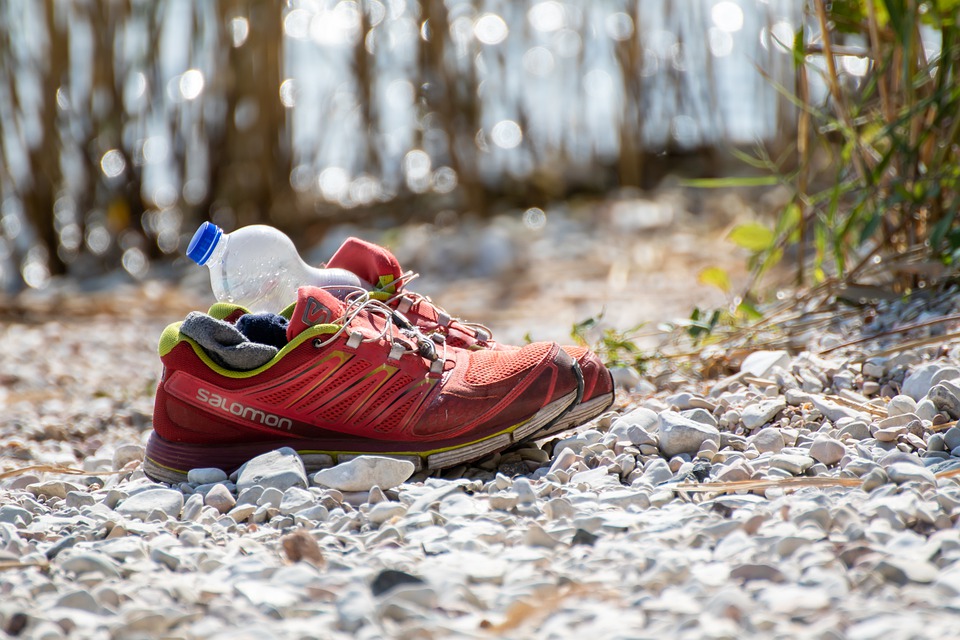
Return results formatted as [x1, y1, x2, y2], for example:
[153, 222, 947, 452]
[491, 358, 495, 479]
[186, 222, 367, 312]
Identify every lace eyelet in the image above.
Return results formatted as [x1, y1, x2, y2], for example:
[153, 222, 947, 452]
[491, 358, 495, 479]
[313, 338, 322, 348]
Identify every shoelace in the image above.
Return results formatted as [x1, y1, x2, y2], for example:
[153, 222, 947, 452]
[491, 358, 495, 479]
[312, 289, 448, 374]
[382, 271, 494, 343]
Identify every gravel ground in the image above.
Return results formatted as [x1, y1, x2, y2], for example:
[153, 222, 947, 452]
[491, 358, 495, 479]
[7, 269, 960, 637]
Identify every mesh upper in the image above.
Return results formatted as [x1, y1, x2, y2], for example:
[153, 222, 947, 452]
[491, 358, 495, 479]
[463, 343, 551, 385]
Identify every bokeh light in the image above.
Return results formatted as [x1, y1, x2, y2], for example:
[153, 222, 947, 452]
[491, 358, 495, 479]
[100, 150, 126, 179]
[523, 207, 546, 230]
[528, 2, 564, 32]
[474, 14, 508, 45]
[491, 120, 523, 149]
[179, 69, 205, 100]
[711, 1, 744, 33]
[230, 17, 249, 47]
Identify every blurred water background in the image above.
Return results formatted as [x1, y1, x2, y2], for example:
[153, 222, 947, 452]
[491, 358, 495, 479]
[0, 0, 875, 297]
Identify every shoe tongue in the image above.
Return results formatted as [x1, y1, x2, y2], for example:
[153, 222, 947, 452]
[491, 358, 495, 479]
[327, 237, 404, 297]
[286, 286, 346, 342]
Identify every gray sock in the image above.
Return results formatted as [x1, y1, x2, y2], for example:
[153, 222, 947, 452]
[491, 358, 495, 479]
[179, 312, 278, 371]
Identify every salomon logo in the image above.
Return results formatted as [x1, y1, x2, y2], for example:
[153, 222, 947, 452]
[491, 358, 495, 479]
[301, 296, 334, 327]
[196, 388, 293, 431]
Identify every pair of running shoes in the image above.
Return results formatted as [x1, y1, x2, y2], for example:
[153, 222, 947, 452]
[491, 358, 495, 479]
[146, 237, 614, 483]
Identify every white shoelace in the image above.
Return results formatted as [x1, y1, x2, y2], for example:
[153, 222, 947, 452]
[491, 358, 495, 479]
[383, 271, 494, 342]
[312, 288, 448, 373]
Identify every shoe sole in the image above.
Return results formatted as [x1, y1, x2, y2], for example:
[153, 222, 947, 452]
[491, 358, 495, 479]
[143, 388, 579, 484]
[529, 391, 615, 442]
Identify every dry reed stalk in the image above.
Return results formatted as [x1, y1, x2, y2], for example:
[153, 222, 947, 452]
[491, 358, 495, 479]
[823, 395, 887, 418]
[676, 476, 863, 495]
[863, 331, 960, 360]
[0, 464, 122, 480]
[0, 561, 49, 572]
[817, 313, 960, 355]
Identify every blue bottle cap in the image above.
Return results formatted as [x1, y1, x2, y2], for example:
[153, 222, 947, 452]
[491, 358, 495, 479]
[186, 222, 223, 265]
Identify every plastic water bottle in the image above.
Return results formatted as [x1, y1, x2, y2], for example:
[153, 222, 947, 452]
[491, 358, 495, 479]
[187, 222, 367, 312]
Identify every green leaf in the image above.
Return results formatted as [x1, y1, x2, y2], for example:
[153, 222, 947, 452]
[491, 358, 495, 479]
[858, 211, 884, 245]
[728, 223, 775, 252]
[698, 266, 731, 293]
[570, 311, 604, 346]
[775, 202, 802, 243]
[679, 176, 780, 188]
[736, 300, 764, 321]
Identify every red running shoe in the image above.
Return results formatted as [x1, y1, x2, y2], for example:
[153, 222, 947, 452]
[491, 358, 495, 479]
[326, 237, 615, 438]
[146, 286, 581, 483]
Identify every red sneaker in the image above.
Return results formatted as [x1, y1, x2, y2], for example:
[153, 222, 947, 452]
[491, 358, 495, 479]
[326, 237, 615, 437]
[146, 286, 580, 483]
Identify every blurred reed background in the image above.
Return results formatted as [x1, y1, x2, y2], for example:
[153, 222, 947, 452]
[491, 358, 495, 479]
[0, 0, 865, 293]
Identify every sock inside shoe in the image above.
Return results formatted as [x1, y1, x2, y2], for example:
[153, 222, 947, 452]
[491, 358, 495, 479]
[180, 312, 279, 371]
[236, 313, 289, 350]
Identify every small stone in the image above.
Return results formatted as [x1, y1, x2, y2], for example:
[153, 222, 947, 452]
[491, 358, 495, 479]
[55, 589, 100, 612]
[296, 504, 330, 523]
[571, 529, 599, 546]
[730, 563, 786, 583]
[903, 364, 960, 400]
[861, 468, 890, 491]
[875, 557, 939, 584]
[768, 453, 814, 476]
[181, 493, 204, 522]
[227, 504, 257, 521]
[750, 428, 785, 454]
[916, 398, 940, 421]
[543, 498, 576, 520]
[930, 380, 960, 420]
[877, 413, 921, 429]
[548, 448, 578, 474]
[112, 444, 144, 471]
[715, 459, 752, 482]
[367, 486, 387, 504]
[886, 462, 936, 485]
[61, 553, 121, 578]
[944, 426, 960, 452]
[203, 484, 236, 514]
[642, 458, 674, 485]
[874, 426, 906, 442]
[809, 437, 845, 466]
[187, 468, 229, 485]
[928, 433, 947, 452]
[368, 502, 406, 525]
[682, 407, 718, 428]
[489, 492, 519, 511]
[887, 395, 918, 418]
[524, 523, 559, 548]
[740, 351, 790, 377]
[236, 448, 308, 493]
[838, 421, 872, 441]
[64, 491, 95, 510]
[27, 481, 76, 500]
[513, 477, 538, 504]
[0, 505, 33, 525]
[810, 396, 863, 422]
[610, 366, 642, 390]
[281, 529, 324, 566]
[370, 569, 425, 597]
[657, 411, 720, 457]
[612, 407, 658, 432]
[257, 487, 284, 509]
[599, 489, 651, 509]
[313, 456, 414, 492]
[741, 399, 786, 430]
[862, 361, 885, 379]
[115, 489, 183, 520]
